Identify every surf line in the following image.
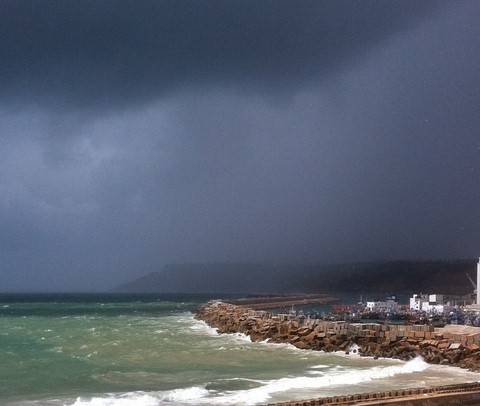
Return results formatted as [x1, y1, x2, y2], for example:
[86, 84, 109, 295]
[195, 300, 480, 371]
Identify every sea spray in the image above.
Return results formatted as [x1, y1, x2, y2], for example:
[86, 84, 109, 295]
[1, 295, 478, 406]
[55, 358, 435, 406]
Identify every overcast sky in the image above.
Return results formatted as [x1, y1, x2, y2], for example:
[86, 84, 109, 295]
[1, 0, 480, 291]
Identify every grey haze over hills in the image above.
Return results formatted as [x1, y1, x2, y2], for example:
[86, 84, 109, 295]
[115, 260, 477, 296]
[1, 1, 480, 292]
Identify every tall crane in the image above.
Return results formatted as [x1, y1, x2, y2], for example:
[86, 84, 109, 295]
[467, 272, 477, 293]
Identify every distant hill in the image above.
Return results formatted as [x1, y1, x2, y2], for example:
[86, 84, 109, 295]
[115, 259, 478, 296]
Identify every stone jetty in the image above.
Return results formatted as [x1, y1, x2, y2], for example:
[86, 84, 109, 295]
[195, 300, 480, 371]
[229, 294, 340, 310]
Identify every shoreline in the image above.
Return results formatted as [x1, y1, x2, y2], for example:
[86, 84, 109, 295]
[195, 300, 480, 405]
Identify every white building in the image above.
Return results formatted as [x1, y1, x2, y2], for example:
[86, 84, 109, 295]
[410, 294, 428, 311]
[410, 293, 454, 314]
[421, 303, 446, 314]
[366, 298, 398, 313]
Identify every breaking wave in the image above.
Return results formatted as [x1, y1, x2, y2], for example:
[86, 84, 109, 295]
[67, 357, 429, 406]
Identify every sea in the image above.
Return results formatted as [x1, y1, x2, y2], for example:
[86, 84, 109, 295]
[0, 293, 478, 406]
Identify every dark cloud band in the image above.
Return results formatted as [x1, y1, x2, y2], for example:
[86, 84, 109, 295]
[0, 0, 438, 111]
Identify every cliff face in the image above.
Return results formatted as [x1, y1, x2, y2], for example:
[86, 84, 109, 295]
[115, 259, 477, 295]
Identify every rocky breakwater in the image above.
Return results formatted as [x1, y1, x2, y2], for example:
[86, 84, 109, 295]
[195, 300, 480, 371]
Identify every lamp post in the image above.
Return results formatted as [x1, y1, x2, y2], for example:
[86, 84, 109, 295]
[477, 258, 480, 305]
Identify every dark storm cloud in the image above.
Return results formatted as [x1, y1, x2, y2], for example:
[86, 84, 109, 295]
[0, 0, 438, 111]
[1, 0, 480, 292]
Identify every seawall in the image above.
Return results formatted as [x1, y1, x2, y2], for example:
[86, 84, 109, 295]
[195, 300, 480, 369]
[195, 300, 480, 405]
[263, 382, 480, 405]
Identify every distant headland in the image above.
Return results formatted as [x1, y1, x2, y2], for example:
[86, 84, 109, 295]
[115, 259, 477, 295]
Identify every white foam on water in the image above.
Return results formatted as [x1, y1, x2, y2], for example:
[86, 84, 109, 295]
[347, 343, 360, 353]
[161, 387, 211, 402]
[71, 393, 159, 406]
[187, 319, 220, 336]
[228, 332, 255, 343]
[309, 364, 329, 369]
[15, 357, 478, 406]
[71, 357, 429, 406]
[200, 357, 429, 405]
[307, 363, 340, 375]
[69, 387, 211, 406]
[193, 319, 254, 345]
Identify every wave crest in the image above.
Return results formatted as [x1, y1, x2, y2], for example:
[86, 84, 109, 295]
[68, 357, 429, 405]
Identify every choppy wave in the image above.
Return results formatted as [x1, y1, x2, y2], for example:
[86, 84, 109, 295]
[71, 387, 211, 405]
[2, 298, 479, 406]
[62, 357, 430, 406]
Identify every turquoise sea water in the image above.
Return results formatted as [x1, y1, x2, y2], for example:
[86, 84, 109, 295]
[0, 294, 478, 405]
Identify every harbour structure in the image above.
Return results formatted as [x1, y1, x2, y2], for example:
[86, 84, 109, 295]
[409, 293, 470, 313]
[366, 293, 399, 313]
[409, 294, 451, 313]
[197, 301, 480, 406]
[464, 258, 480, 312]
[477, 257, 480, 305]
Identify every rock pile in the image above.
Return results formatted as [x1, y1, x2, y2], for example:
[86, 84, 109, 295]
[195, 300, 480, 371]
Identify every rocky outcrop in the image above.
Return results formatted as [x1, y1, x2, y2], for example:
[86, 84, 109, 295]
[195, 301, 480, 371]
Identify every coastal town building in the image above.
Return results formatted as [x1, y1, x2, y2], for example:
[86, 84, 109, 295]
[409, 293, 428, 311]
[366, 294, 399, 313]
[409, 292, 472, 313]
[409, 293, 448, 313]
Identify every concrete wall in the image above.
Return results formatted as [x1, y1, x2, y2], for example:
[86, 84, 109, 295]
[263, 382, 480, 405]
